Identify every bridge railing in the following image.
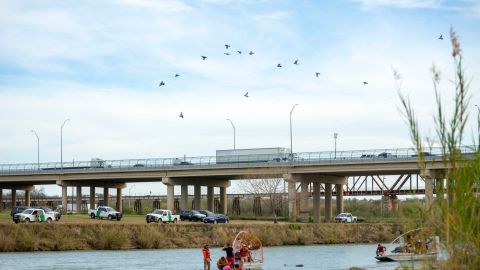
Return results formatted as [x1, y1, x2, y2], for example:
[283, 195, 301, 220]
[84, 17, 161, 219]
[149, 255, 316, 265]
[0, 145, 477, 174]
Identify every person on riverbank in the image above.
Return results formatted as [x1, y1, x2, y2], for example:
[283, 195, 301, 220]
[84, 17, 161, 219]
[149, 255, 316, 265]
[217, 256, 229, 270]
[222, 243, 235, 266]
[203, 244, 211, 270]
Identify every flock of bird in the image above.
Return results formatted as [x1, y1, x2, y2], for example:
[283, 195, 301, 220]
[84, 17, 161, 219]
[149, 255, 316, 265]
[161, 35, 444, 119]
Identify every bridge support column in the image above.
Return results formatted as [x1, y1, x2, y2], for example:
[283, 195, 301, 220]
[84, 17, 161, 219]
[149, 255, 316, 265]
[180, 185, 188, 210]
[300, 181, 309, 222]
[313, 182, 321, 223]
[0, 188, 3, 210]
[194, 185, 201, 209]
[166, 184, 174, 211]
[324, 183, 332, 222]
[76, 186, 82, 213]
[220, 187, 227, 215]
[90, 186, 95, 209]
[61, 186, 67, 213]
[116, 188, 123, 212]
[336, 184, 344, 215]
[207, 186, 214, 212]
[285, 174, 297, 222]
[11, 189, 17, 207]
[421, 169, 441, 209]
[25, 189, 31, 207]
[103, 188, 109, 206]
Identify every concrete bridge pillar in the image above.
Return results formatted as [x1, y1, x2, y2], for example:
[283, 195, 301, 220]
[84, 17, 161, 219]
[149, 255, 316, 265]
[324, 183, 332, 222]
[220, 186, 227, 215]
[89, 186, 95, 210]
[336, 184, 344, 215]
[180, 185, 188, 210]
[0, 188, 3, 210]
[116, 188, 123, 212]
[421, 169, 443, 209]
[207, 186, 214, 212]
[61, 186, 67, 213]
[76, 186, 82, 213]
[103, 187, 109, 206]
[194, 185, 201, 209]
[284, 174, 297, 222]
[300, 181, 309, 222]
[166, 184, 174, 211]
[11, 189, 17, 207]
[25, 189, 31, 207]
[312, 182, 321, 223]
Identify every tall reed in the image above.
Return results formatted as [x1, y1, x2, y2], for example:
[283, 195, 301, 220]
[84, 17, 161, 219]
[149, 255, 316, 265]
[397, 28, 479, 269]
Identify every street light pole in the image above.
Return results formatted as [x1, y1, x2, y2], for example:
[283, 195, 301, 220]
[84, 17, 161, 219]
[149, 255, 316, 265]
[30, 130, 40, 170]
[289, 104, 299, 158]
[334, 133, 338, 159]
[227, 119, 236, 150]
[60, 118, 70, 170]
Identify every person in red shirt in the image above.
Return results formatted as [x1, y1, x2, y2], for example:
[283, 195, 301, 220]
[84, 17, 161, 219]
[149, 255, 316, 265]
[203, 244, 211, 270]
[239, 244, 250, 266]
[376, 244, 386, 256]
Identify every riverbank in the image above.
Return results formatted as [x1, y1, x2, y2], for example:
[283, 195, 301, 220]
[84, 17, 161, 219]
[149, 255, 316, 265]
[0, 222, 399, 252]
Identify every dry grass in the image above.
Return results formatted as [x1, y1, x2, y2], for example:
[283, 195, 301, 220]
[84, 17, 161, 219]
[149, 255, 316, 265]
[0, 223, 397, 252]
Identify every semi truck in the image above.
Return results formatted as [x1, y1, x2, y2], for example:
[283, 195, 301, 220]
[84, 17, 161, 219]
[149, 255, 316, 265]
[216, 147, 291, 164]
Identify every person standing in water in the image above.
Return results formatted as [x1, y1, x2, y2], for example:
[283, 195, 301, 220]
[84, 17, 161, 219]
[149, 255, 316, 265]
[222, 243, 235, 266]
[203, 244, 211, 270]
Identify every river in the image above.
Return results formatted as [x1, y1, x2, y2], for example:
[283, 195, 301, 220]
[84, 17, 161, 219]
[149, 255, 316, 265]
[0, 244, 400, 270]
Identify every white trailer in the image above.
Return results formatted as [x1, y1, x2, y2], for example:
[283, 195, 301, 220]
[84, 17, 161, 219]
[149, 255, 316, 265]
[216, 147, 291, 164]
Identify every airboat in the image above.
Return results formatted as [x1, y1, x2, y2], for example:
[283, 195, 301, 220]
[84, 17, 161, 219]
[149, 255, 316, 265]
[375, 228, 438, 263]
[232, 231, 264, 270]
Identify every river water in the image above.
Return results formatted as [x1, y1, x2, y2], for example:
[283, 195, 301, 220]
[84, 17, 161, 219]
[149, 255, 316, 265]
[0, 244, 400, 270]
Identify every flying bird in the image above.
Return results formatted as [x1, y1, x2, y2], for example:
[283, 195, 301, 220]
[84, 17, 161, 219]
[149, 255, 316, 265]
[201, 56, 207, 60]
[293, 59, 299, 65]
[249, 51, 254, 55]
[363, 81, 368, 85]
[159, 81, 165, 87]
[315, 72, 321, 77]
[237, 50, 242, 54]
[244, 92, 249, 97]
[179, 112, 184, 118]
[277, 63, 282, 68]
[438, 34, 443, 40]
[175, 74, 180, 77]
[225, 44, 230, 49]
[224, 52, 231, 55]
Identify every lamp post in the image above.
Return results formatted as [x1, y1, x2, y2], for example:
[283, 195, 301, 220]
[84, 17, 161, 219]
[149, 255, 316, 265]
[30, 130, 40, 170]
[289, 104, 299, 158]
[226, 119, 236, 150]
[334, 133, 338, 159]
[60, 118, 70, 170]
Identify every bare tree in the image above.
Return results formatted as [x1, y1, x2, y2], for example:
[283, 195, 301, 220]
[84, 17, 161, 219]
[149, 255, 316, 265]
[239, 178, 285, 222]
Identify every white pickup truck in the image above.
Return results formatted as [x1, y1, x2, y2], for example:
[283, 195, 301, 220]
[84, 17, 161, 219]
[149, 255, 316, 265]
[334, 212, 358, 223]
[13, 208, 56, 223]
[88, 206, 122, 221]
[146, 209, 179, 223]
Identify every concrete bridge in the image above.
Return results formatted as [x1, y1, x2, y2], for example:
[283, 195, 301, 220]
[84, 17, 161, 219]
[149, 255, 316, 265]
[0, 146, 475, 222]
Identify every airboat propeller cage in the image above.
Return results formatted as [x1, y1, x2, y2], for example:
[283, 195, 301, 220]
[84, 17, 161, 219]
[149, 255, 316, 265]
[232, 231, 264, 263]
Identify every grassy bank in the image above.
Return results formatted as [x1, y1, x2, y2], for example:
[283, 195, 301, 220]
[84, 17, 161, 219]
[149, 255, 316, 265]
[0, 222, 398, 252]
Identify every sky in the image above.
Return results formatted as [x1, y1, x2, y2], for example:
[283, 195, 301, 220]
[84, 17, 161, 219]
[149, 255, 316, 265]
[1, 0, 479, 196]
